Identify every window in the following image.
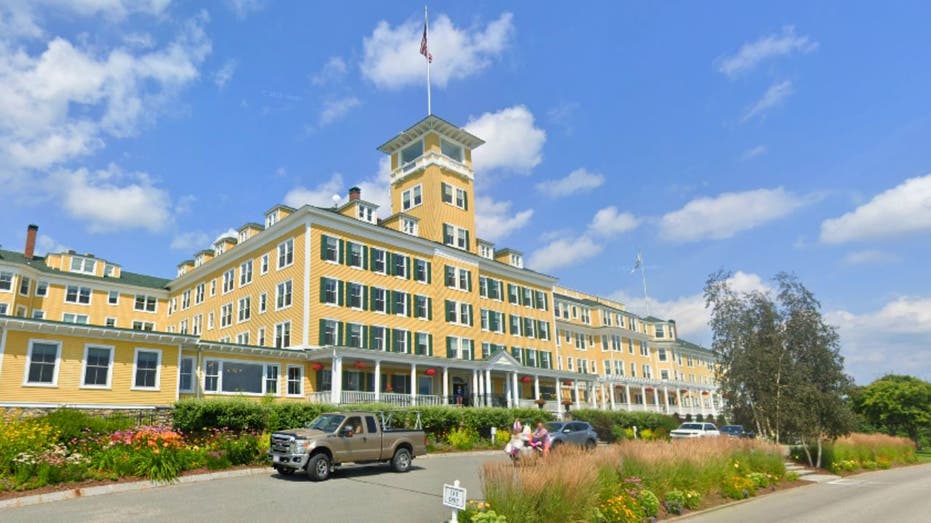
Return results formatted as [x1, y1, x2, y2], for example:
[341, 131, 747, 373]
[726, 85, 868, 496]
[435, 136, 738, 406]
[393, 329, 408, 353]
[32, 310, 45, 320]
[414, 332, 431, 355]
[18, 276, 30, 295]
[655, 324, 665, 338]
[642, 365, 653, 379]
[240, 260, 253, 286]
[257, 327, 266, 346]
[70, 256, 96, 274]
[275, 321, 291, 348]
[62, 313, 89, 324]
[444, 265, 472, 291]
[181, 290, 191, 310]
[371, 248, 386, 273]
[479, 243, 493, 259]
[238, 297, 251, 322]
[276, 280, 293, 309]
[402, 217, 418, 236]
[371, 287, 386, 313]
[640, 341, 650, 357]
[400, 140, 423, 165]
[442, 223, 470, 250]
[446, 336, 473, 360]
[195, 283, 205, 304]
[445, 300, 473, 326]
[441, 182, 453, 204]
[179, 357, 195, 392]
[25, 341, 60, 385]
[393, 291, 408, 316]
[210, 279, 217, 296]
[207, 313, 214, 330]
[392, 254, 408, 278]
[348, 242, 363, 268]
[266, 210, 279, 228]
[658, 348, 667, 362]
[414, 259, 429, 283]
[347, 323, 363, 348]
[321, 319, 338, 345]
[220, 303, 233, 327]
[534, 291, 547, 311]
[222, 269, 235, 293]
[414, 295, 430, 319]
[401, 184, 422, 211]
[0, 271, 13, 291]
[508, 284, 519, 304]
[287, 365, 303, 396]
[132, 321, 154, 331]
[348, 283, 363, 309]
[371, 326, 386, 350]
[277, 239, 294, 269]
[82, 345, 113, 388]
[35, 280, 48, 297]
[265, 365, 279, 394]
[193, 314, 202, 335]
[322, 278, 339, 305]
[133, 349, 161, 390]
[261, 254, 269, 274]
[259, 293, 267, 313]
[440, 139, 463, 162]
[204, 359, 281, 394]
[323, 236, 339, 262]
[65, 286, 91, 304]
[357, 204, 375, 223]
[660, 369, 670, 380]
[107, 290, 119, 305]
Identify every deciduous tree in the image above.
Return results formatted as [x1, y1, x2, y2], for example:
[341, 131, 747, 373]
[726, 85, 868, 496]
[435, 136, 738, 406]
[855, 375, 931, 448]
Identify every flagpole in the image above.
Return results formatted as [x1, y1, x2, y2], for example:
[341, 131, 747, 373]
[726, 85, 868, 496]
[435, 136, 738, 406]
[636, 249, 650, 316]
[425, 5, 432, 115]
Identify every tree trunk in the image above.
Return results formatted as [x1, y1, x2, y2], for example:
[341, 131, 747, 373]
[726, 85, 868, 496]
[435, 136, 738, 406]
[801, 435, 814, 467]
[816, 436, 823, 469]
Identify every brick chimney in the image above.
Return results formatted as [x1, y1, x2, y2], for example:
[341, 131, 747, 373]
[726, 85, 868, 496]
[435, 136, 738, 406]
[348, 186, 361, 202]
[24, 224, 38, 260]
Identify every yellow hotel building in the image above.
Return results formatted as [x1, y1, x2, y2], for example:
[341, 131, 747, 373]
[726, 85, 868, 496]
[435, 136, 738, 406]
[0, 115, 720, 417]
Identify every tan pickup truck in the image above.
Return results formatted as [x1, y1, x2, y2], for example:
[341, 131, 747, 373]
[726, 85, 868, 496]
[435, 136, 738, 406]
[268, 411, 427, 481]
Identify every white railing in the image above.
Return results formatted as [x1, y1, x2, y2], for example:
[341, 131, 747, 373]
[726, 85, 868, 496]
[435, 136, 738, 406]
[379, 393, 412, 407]
[391, 152, 473, 183]
[414, 394, 444, 406]
[341, 391, 376, 404]
[307, 391, 331, 404]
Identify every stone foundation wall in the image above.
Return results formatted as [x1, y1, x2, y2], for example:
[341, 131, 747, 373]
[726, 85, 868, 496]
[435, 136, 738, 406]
[1, 406, 174, 426]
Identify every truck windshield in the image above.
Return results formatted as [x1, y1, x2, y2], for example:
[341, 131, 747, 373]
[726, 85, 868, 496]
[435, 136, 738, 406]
[306, 414, 346, 432]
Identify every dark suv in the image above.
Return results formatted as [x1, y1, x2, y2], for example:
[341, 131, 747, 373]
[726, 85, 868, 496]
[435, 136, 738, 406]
[544, 421, 599, 450]
[720, 425, 753, 438]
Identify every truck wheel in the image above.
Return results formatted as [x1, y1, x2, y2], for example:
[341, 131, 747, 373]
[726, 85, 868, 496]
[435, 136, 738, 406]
[391, 448, 412, 473]
[307, 453, 332, 481]
[274, 465, 295, 476]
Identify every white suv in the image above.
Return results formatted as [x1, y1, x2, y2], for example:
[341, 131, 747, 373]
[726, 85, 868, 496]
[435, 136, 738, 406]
[670, 422, 720, 439]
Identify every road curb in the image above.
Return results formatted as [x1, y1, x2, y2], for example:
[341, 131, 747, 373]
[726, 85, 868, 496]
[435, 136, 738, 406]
[666, 482, 817, 521]
[0, 467, 272, 511]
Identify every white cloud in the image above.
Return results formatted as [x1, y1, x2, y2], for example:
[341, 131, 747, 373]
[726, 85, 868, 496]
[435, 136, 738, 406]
[609, 271, 769, 340]
[283, 173, 345, 209]
[589, 207, 639, 237]
[536, 168, 604, 197]
[527, 235, 603, 274]
[820, 173, 931, 244]
[226, 0, 264, 19]
[716, 25, 817, 77]
[660, 187, 807, 242]
[361, 12, 514, 89]
[464, 106, 546, 173]
[740, 145, 767, 160]
[826, 297, 931, 383]
[170, 231, 209, 251]
[311, 56, 348, 86]
[318, 96, 361, 127]
[475, 196, 533, 242]
[742, 80, 794, 122]
[50, 165, 172, 233]
[213, 59, 237, 88]
[35, 234, 69, 255]
[283, 159, 392, 216]
[842, 249, 900, 266]
[213, 227, 238, 243]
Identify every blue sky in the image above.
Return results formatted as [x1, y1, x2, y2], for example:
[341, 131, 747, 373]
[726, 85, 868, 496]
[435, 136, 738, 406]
[2, 1, 930, 384]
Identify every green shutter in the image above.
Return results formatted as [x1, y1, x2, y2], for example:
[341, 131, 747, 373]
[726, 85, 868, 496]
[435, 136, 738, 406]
[320, 235, 329, 260]
[509, 314, 515, 334]
[427, 297, 433, 320]
[463, 191, 469, 211]
[445, 300, 454, 322]
[362, 326, 369, 349]
[362, 286, 369, 311]
[464, 230, 470, 249]
[319, 277, 326, 303]
[388, 253, 395, 276]
[466, 271, 472, 292]
[406, 331, 412, 354]
[338, 239, 345, 264]
[406, 293, 412, 317]
[363, 246, 369, 270]
[318, 319, 326, 345]
[446, 337, 455, 358]
[428, 334, 433, 356]
[337, 322, 344, 345]
[389, 291, 396, 315]
[444, 265, 454, 287]
[468, 304, 474, 326]
[426, 262, 432, 283]
[406, 256, 413, 279]
[338, 281, 345, 306]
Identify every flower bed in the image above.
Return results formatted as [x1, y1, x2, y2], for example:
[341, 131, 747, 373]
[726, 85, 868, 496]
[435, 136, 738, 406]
[790, 432, 917, 474]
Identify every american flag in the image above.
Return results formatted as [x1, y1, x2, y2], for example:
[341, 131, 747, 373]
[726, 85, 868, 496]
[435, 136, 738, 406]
[420, 23, 432, 63]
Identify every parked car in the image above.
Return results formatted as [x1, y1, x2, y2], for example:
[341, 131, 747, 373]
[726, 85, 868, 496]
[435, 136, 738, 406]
[670, 422, 720, 439]
[720, 425, 752, 438]
[268, 411, 426, 481]
[544, 421, 599, 450]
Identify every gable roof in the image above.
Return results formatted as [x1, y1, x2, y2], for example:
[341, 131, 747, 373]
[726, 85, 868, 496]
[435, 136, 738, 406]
[0, 249, 170, 290]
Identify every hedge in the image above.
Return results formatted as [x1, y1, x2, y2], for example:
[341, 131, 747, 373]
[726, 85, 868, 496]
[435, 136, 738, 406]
[569, 409, 680, 442]
[172, 399, 553, 441]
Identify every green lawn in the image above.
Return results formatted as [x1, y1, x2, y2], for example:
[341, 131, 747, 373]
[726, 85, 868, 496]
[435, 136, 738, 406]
[917, 448, 931, 463]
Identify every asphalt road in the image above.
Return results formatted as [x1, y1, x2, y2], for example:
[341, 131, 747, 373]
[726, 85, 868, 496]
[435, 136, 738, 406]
[683, 463, 931, 523]
[0, 452, 498, 523]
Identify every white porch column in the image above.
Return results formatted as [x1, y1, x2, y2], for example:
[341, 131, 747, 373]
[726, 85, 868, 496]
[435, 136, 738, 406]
[511, 372, 519, 407]
[592, 383, 600, 409]
[676, 388, 682, 413]
[625, 383, 632, 411]
[573, 382, 581, 409]
[555, 378, 563, 416]
[663, 386, 670, 413]
[410, 363, 417, 406]
[442, 366, 449, 403]
[609, 383, 617, 410]
[484, 369, 492, 407]
[476, 370, 483, 406]
[711, 391, 718, 416]
[640, 385, 647, 410]
[330, 356, 343, 404]
[471, 369, 478, 406]
[533, 375, 540, 400]
[652, 387, 660, 411]
[374, 360, 381, 402]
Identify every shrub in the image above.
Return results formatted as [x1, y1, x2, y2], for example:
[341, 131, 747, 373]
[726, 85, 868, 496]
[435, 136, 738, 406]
[721, 474, 756, 499]
[570, 410, 679, 443]
[42, 409, 135, 444]
[0, 412, 59, 474]
[447, 427, 477, 450]
[221, 432, 264, 465]
[664, 489, 701, 514]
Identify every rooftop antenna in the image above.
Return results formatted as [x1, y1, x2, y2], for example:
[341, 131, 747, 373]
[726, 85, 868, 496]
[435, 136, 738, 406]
[331, 194, 341, 208]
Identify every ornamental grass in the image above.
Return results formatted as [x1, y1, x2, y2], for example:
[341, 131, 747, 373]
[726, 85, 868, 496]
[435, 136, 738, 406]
[827, 433, 916, 472]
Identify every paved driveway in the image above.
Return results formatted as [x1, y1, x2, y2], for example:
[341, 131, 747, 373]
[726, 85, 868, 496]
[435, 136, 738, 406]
[0, 452, 500, 523]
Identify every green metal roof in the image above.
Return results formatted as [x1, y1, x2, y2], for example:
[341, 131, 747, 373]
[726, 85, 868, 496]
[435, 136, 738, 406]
[0, 249, 171, 290]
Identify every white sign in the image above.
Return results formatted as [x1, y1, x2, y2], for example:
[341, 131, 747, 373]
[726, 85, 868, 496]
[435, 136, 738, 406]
[443, 482, 467, 510]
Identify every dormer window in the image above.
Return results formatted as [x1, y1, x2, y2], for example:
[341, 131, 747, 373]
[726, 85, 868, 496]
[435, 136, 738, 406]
[357, 204, 375, 224]
[655, 324, 665, 338]
[215, 244, 225, 255]
[478, 243, 493, 259]
[401, 217, 418, 236]
[70, 256, 96, 274]
[509, 253, 523, 268]
[266, 211, 279, 228]
[400, 140, 423, 166]
[239, 230, 248, 243]
[104, 263, 117, 277]
[440, 139, 463, 162]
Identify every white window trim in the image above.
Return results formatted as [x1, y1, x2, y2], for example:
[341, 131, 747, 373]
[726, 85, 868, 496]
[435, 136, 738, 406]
[62, 312, 89, 324]
[276, 280, 293, 311]
[203, 356, 283, 396]
[131, 347, 162, 391]
[0, 271, 14, 293]
[64, 285, 92, 306]
[261, 254, 270, 275]
[178, 355, 196, 393]
[286, 364, 304, 397]
[22, 339, 62, 387]
[134, 294, 158, 314]
[277, 239, 294, 270]
[347, 282, 364, 310]
[401, 183, 423, 212]
[372, 248, 386, 275]
[80, 343, 114, 390]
